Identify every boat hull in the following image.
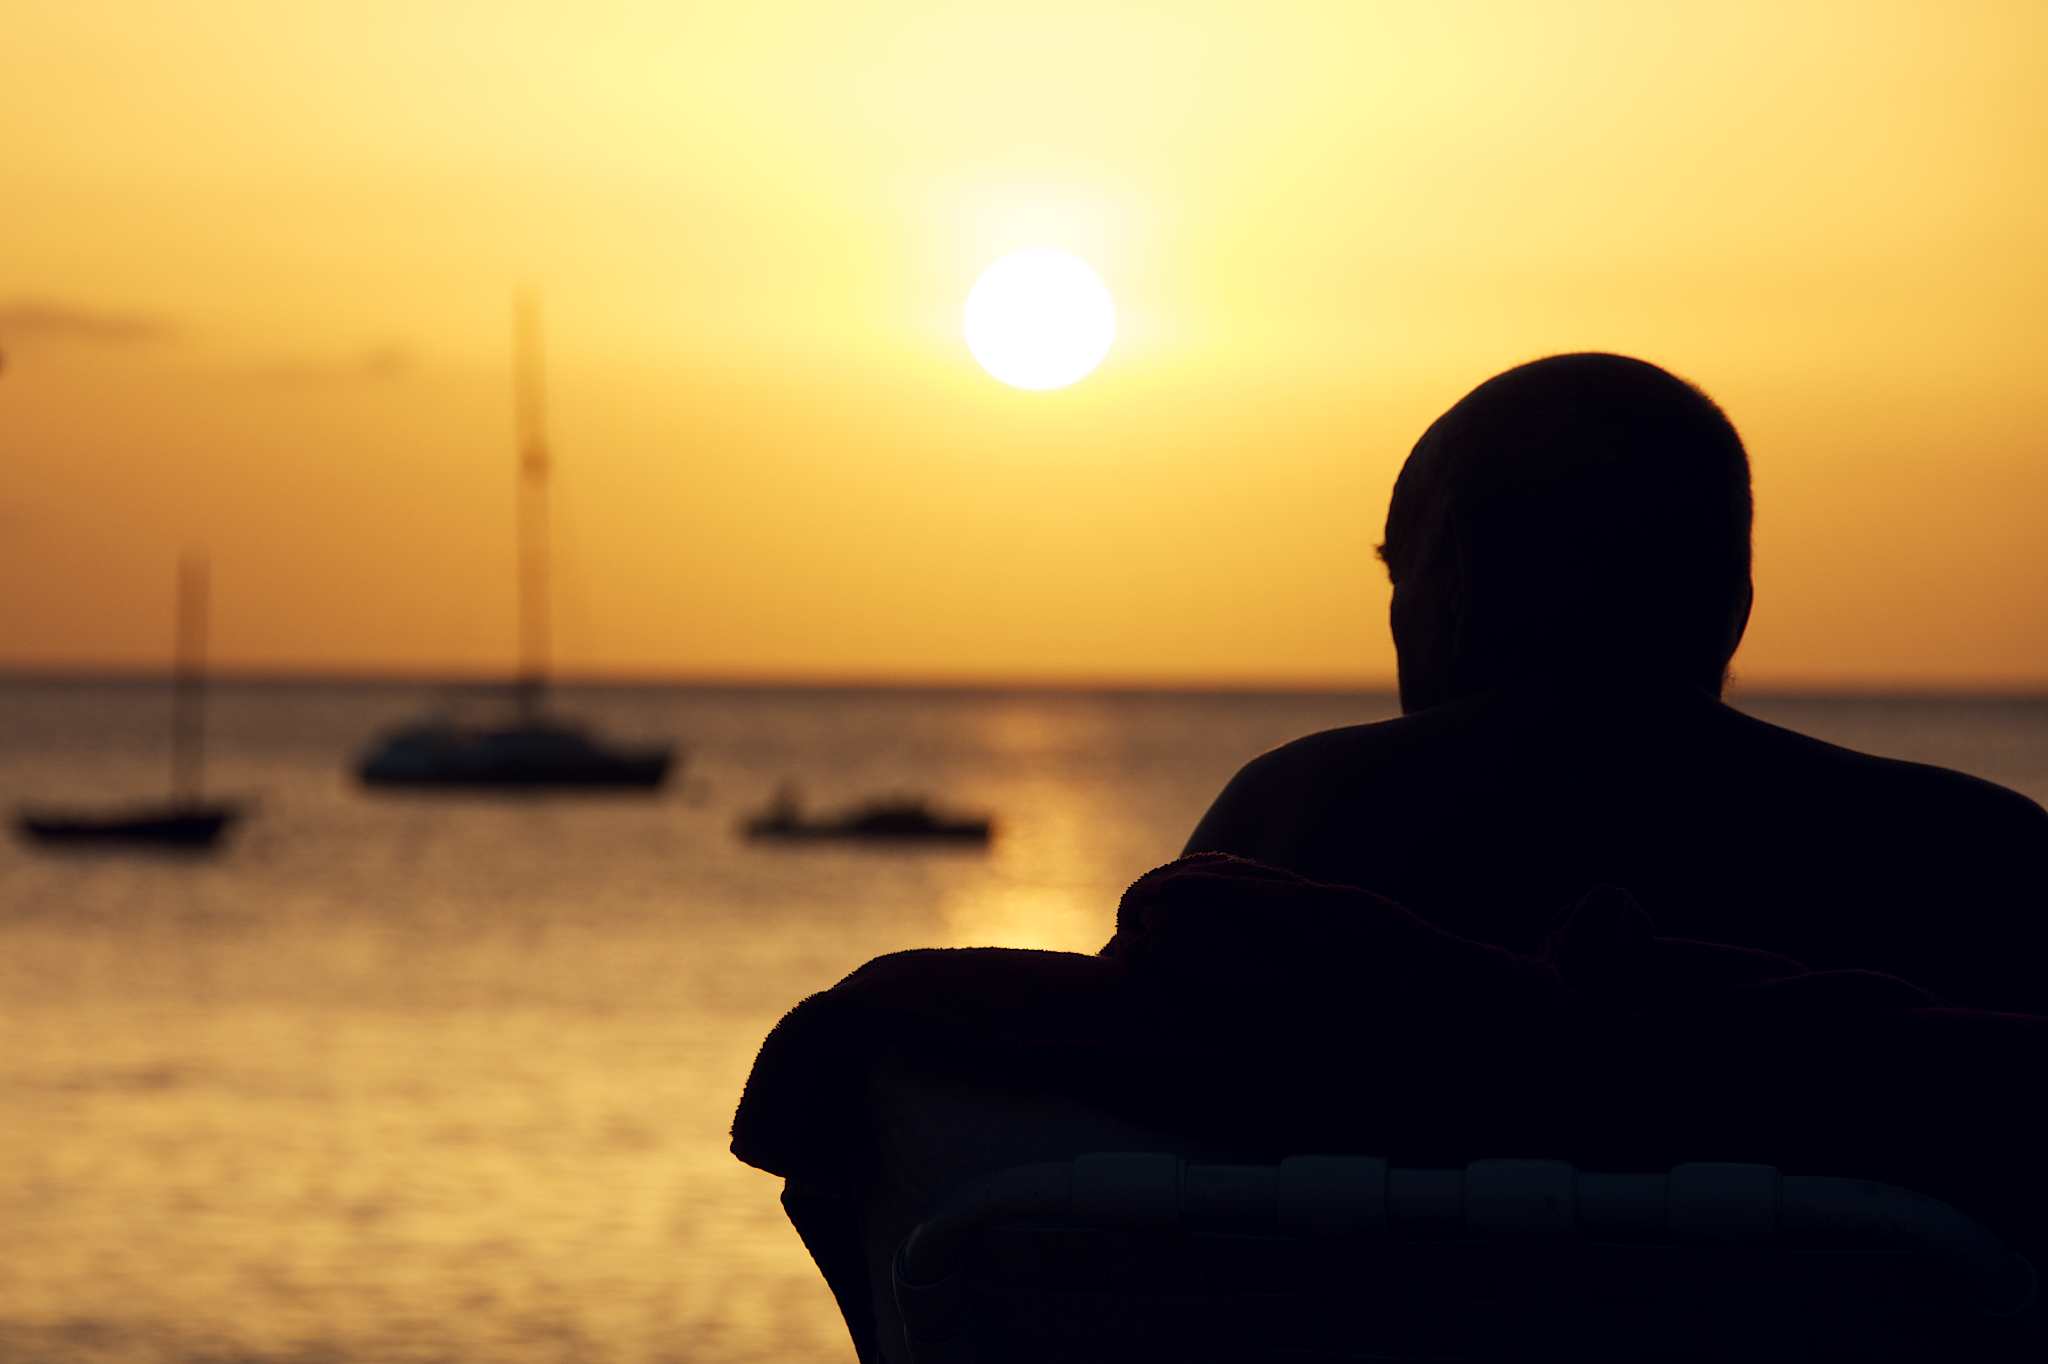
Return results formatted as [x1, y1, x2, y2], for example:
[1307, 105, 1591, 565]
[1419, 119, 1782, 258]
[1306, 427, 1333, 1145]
[357, 724, 677, 791]
[16, 804, 242, 850]
[359, 756, 674, 790]
[743, 823, 991, 845]
[742, 807, 993, 845]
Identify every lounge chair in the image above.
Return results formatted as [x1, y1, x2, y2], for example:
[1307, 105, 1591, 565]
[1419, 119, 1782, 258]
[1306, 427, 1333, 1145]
[890, 1153, 2041, 1362]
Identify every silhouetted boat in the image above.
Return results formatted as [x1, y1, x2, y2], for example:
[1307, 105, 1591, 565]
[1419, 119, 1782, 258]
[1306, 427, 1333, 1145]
[16, 804, 241, 849]
[359, 707, 673, 789]
[356, 296, 679, 792]
[16, 555, 246, 852]
[743, 789, 994, 845]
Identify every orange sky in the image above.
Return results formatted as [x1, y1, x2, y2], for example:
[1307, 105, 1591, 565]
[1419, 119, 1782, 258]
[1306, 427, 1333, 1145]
[3, 1, 2043, 688]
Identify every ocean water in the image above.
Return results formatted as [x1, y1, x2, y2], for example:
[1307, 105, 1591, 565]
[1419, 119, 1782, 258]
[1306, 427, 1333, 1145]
[0, 681, 2044, 1363]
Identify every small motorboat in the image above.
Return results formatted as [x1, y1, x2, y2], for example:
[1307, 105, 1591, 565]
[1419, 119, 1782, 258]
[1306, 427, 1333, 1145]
[743, 788, 993, 846]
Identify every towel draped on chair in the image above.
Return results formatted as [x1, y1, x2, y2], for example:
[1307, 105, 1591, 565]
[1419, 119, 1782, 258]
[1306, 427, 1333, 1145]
[734, 853, 2048, 1359]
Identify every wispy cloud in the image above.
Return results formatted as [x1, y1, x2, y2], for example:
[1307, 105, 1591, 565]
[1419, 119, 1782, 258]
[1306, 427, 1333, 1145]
[0, 298, 177, 344]
[251, 343, 418, 384]
[358, 344, 414, 380]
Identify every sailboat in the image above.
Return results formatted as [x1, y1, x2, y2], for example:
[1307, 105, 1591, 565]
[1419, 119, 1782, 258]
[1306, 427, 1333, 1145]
[16, 555, 245, 850]
[355, 296, 678, 791]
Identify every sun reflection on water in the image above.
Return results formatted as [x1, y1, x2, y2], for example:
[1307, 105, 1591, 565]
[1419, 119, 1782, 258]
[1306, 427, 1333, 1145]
[0, 681, 1406, 1363]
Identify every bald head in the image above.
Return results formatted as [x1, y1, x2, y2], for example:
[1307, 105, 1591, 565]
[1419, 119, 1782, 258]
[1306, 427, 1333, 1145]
[1381, 354, 1754, 712]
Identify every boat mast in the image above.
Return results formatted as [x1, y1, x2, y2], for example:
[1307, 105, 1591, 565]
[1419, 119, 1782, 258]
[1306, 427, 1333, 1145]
[514, 293, 551, 719]
[171, 552, 208, 802]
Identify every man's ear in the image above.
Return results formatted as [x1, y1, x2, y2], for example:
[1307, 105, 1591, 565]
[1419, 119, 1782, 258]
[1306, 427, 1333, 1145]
[1730, 577, 1755, 653]
[1715, 578, 1756, 696]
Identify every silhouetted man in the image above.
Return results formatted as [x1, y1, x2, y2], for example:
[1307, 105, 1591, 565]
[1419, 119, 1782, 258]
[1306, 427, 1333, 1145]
[1187, 353, 2048, 1011]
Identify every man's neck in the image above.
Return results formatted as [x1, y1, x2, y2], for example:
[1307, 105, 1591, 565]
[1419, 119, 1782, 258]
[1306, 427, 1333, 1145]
[1401, 672, 1723, 718]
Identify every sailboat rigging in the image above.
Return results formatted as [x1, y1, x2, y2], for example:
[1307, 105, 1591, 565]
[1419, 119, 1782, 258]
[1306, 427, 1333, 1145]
[355, 295, 678, 790]
[16, 554, 245, 849]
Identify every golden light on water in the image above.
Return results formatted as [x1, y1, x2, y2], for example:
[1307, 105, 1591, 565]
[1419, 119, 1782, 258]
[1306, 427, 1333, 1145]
[962, 249, 1117, 390]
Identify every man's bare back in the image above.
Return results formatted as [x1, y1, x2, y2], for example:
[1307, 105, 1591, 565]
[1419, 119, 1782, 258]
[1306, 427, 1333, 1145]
[1188, 684, 2048, 1011]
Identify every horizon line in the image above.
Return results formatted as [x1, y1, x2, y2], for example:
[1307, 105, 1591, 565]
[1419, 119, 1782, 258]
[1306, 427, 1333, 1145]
[1, 662, 2044, 702]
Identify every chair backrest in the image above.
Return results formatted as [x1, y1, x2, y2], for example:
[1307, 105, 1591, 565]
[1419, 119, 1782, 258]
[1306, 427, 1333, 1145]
[891, 1153, 2040, 1362]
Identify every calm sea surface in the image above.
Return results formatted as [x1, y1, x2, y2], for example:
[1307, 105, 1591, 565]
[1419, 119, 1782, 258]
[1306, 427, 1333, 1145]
[2, 681, 2044, 1363]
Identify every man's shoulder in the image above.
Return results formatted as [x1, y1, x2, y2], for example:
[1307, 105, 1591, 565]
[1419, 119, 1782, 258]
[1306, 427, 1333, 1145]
[1237, 698, 1487, 784]
[1214, 720, 1409, 817]
[1220, 690, 2048, 841]
[1717, 702, 2048, 834]
[1185, 705, 1476, 861]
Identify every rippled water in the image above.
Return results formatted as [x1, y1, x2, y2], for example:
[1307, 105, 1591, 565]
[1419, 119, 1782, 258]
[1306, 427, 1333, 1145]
[1, 681, 2043, 1363]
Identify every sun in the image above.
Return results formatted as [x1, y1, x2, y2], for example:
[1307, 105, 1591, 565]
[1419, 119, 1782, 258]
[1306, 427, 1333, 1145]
[963, 248, 1116, 390]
